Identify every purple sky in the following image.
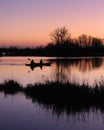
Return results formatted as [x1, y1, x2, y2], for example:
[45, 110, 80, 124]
[0, 0, 104, 47]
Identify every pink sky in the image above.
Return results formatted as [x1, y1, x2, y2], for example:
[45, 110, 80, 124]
[0, 0, 104, 47]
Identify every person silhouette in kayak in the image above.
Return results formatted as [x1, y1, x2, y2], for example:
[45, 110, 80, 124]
[40, 59, 43, 65]
[30, 59, 35, 66]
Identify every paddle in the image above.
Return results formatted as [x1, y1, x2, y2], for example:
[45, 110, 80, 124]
[28, 58, 31, 61]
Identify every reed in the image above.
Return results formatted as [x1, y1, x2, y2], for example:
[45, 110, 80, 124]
[0, 80, 23, 95]
[1, 80, 104, 107]
[24, 81, 104, 105]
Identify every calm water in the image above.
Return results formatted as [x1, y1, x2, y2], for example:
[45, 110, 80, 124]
[0, 93, 104, 130]
[0, 56, 104, 86]
[0, 56, 104, 130]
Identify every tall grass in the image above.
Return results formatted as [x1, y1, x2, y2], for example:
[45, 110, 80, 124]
[0, 80, 23, 95]
[1, 80, 104, 113]
[24, 81, 104, 105]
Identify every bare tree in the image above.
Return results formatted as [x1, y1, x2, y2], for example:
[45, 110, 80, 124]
[78, 34, 89, 47]
[92, 37, 103, 47]
[50, 27, 70, 46]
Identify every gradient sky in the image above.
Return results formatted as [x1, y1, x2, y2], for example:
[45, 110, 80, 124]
[0, 0, 104, 47]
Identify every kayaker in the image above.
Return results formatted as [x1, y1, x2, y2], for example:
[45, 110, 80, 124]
[30, 59, 35, 66]
[40, 59, 43, 64]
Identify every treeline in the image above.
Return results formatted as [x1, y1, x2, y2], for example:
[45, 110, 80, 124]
[0, 27, 104, 56]
[43, 39, 104, 57]
[46, 27, 104, 56]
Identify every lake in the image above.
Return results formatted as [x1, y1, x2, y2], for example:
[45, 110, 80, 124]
[0, 56, 104, 130]
[0, 56, 104, 87]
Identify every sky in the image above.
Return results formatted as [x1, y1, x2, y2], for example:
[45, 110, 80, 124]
[0, 0, 104, 47]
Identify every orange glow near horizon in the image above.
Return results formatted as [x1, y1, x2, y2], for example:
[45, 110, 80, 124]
[0, 0, 104, 47]
[1, 25, 104, 47]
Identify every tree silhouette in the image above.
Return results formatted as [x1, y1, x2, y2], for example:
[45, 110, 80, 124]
[92, 37, 103, 47]
[78, 34, 89, 47]
[50, 26, 70, 46]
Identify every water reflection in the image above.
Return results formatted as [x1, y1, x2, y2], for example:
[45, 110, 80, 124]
[1, 57, 104, 129]
[1, 80, 104, 115]
[0, 57, 104, 86]
[49, 57, 104, 85]
[1, 81, 104, 130]
[53, 57, 103, 74]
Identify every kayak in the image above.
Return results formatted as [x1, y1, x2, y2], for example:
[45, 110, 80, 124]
[25, 62, 51, 67]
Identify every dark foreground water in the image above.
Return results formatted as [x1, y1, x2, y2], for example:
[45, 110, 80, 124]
[0, 56, 104, 130]
[0, 92, 104, 130]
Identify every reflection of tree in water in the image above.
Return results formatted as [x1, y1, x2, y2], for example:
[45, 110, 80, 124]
[54, 58, 70, 83]
[52, 58, 104, 82]
[92, 58, 103, 68]
[75, 58, 103, 72]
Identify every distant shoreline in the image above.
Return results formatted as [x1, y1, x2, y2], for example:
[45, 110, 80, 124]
[1, 53, 104, 57]
[1, 45, 104, 57]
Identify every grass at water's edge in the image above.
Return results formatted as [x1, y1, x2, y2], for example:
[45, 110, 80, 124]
[25, 81, 104, 105]
[1, 80, 104, 114]
[0, 80, 104, 103]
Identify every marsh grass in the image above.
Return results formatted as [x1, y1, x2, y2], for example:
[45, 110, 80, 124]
[1, 80, 104, 110]
[0, 80, 23, 95]
[24, 81, 104, 105]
